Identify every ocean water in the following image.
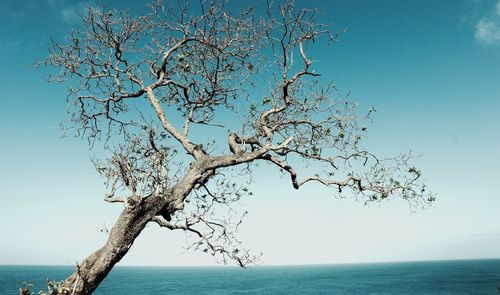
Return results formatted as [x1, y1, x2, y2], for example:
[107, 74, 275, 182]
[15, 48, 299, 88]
[1, 259, 500, 294]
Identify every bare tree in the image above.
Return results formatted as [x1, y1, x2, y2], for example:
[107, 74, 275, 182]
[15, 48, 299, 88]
[30, 0, 434, 294]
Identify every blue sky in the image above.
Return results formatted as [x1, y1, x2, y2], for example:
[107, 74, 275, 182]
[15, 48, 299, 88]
[1, 0, 500, 266]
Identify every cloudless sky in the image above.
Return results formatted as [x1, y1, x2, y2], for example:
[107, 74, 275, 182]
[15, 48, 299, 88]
[1, 0, 500, 266]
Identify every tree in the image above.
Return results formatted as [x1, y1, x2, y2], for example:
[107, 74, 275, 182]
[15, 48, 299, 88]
[30, 0, 434, 294]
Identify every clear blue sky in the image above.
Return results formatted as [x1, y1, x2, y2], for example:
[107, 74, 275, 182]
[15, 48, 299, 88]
[1, 0, 500, 266]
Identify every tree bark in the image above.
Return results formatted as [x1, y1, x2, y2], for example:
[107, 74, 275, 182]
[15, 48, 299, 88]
[62, 196, 164, 295]
[54, 164, 205, 295]
[17, 163, 206, 295]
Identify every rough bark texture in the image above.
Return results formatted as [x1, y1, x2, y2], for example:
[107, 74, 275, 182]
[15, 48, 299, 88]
[64, 198, 161, 294]
[59, 163, 205, 294]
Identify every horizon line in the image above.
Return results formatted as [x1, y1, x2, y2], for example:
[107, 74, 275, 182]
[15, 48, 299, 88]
[2, 257, 500, 268]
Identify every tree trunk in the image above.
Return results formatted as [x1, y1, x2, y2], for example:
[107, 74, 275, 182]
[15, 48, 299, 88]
[61, 197, 163, 294]
[20, 165, 204, 295]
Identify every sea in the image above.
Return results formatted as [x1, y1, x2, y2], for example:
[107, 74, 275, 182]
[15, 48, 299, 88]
[1, 259, 500, 294]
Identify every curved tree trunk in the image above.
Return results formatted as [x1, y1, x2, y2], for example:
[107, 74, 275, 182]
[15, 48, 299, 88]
[61, 197, 164, 295]
[19, 163, 206, 295]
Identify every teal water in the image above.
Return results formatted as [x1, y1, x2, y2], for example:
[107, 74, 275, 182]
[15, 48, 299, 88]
[1, 259, 500, 294]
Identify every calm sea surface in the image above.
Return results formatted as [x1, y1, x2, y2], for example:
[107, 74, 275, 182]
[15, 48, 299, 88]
[1, 259, 500, 294]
